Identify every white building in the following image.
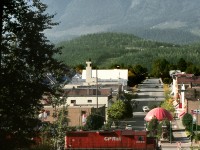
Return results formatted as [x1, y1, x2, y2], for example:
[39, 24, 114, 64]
[64, 88, 112, 108]
[82, 60, 128, 89]
[61, 60, 129, 123]
[64, 88, 113, 122]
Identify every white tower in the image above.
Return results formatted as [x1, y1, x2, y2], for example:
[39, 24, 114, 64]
[85, 60, 96, 84]
[181, 84, 185, 110]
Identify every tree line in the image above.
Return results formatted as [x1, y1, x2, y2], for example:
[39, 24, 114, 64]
[55, 32, 200, 71]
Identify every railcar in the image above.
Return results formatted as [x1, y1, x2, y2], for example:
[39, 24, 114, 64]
[65, 129, 157, 150]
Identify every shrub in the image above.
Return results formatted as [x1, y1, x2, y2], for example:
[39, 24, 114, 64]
[182, 113, 193, 131]
[194, 133, 200, 142]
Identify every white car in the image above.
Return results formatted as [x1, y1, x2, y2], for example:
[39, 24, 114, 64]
[125, 124, 133, 130]
[143, 106, 150, 112]
[124, 90, 132, 94]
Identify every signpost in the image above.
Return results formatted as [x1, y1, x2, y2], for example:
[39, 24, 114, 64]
[191, 109, 200, 133]
[170, 121, 172, 144]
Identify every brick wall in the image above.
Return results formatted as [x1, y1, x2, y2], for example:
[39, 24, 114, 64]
[42, 105, 105, 127]
[187, 100, 200, 125]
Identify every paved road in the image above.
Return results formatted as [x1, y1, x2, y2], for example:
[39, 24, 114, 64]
[121, 78, 196, 149]
[132, 78, 165, 112]
[119, 116, 146, 130]
[119, 78, 200, 149]
[121, 78, 165, 130]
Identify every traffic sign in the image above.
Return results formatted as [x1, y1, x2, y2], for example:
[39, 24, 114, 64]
[191, 109, 200, 114]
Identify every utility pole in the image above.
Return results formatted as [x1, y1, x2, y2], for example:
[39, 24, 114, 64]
[196, 99, 200, 133]
[96, 69, 98, 109]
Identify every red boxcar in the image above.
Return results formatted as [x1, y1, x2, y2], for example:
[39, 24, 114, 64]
[65, 130, 157, 149]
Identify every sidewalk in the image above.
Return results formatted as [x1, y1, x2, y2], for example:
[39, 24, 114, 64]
[172, 118, 187, 139]
[161, 118, 200, 149]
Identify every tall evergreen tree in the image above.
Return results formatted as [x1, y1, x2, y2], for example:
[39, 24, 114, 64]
[0, 0, 64, 149]
[151, 58, 170, 78]
[177, 58, 187, 72]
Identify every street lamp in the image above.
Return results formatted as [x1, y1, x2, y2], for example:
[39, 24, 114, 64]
[170, 121, 172, 144]
[191, 122, 193, 144]
[144, 121, 146, 130]
[196, 99, 200, 134]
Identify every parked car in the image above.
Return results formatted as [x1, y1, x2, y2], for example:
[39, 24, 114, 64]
[143, 106, 150, 112]
[124, 90, 132, 94]
[125, 124, 133, 130]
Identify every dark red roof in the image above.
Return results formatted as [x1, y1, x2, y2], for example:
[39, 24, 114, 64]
[177, 76, 200, 84]
[64, 88, 111, 96]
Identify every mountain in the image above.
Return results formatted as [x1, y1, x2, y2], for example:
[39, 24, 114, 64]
[55, 32, 200, 70]
[43, 0, 200, 44]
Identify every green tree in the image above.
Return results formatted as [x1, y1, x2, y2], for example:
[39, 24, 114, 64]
[0, 0, 63, 149]
[147, 117, 159, 137]
[182, 113, 193, 131]
[160, 99, 175, 113]
[52, 106, 68, 150]
[74, 64, 85, 74]
[123, 100, 133, 118]
[185, 64, 200, 75]
[42, 93, 68, 149]
[123, 93, 135, 117]
[128, 64, 147, 86]
[107, 100, 126, 120]
[177, 58, 187, 72]
[85, 112, 105, 130]
[133, 64, 147, 82]
[151, 59, 170, 78]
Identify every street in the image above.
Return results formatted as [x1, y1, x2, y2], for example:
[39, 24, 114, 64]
[123, 78, 194, 149]
[120, 78, 165, 130]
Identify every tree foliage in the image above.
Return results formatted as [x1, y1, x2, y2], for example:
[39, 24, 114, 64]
[128, 64, 147, 86]
[55, 32, 200, 72]
[85, 112, 105, 130]
[52, 106, 68, 149]
[160, 84, 175, 113]
[123, 100, 133, 118]
[182, 113, 193, 131]
[151, 59, 170, 78]
[147, 117, 159, 137]
[107, 100, 126, 120]
[0, 0, 63, 149]
[177, 58, 187, 72]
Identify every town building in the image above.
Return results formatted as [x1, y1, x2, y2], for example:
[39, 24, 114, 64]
[41, 60, 129, 127]
[170, 71, 200, 126]
[185, 88, 200, 126]
[40, 105, 105, 127]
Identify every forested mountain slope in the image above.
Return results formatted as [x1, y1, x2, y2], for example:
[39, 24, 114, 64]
[55, 33, 200, 70]
[43, 0, 200, 44]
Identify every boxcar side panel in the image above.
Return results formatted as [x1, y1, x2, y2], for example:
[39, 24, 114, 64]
[65, 130, 156, 149]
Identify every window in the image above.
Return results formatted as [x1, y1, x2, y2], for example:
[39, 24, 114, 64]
[138, 136, 144, 141]
[88, 100, 92, 103]
[81, 111, 86, 115]
[71, 100, 76, 104]
[46, 110, 50, 116]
